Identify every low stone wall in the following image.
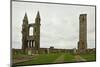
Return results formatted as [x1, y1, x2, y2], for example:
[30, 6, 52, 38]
[12, 48, 75, 55]
[12, 48, 95, 55]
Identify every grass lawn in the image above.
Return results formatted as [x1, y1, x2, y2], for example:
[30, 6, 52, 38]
[80, 53, 96, 61]
[13, 53, 96, 66]
[64, 53, 75, 62]
[15, 53, 62, 65]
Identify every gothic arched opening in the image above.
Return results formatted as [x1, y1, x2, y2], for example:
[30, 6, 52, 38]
[29, 27, 34, 36]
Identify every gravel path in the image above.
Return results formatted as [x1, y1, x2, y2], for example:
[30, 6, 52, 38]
[13, 54, 39, 64]
[53, 54, 65, 63]
[75, 55, 86, 62]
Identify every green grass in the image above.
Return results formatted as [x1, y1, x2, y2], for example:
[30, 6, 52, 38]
[14, 53, 96, 66]
[15, 53, 62, 65]
[64, 53, 75, 62]
[80, 53, 96, 61]
[13, 53, 27, 59]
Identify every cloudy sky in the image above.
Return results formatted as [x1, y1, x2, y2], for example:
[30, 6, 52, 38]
[12, 1, 95, 49]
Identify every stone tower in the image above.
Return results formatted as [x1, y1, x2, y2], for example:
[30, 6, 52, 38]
[22, 11, 41, 53]
[34, 11, 41, 52]
[78, 14, 87, 53]
[22, 13, 29, 50]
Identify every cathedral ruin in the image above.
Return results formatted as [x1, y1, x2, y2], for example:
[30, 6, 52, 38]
[21, 11, 88, 54]
[22, 11, 40, 53]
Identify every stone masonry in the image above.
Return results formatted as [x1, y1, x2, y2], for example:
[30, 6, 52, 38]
[22, 11, 41, 53]
[78, 14, 87, 53]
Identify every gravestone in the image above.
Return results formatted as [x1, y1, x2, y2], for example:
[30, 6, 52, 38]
[28, 49, 32, 55]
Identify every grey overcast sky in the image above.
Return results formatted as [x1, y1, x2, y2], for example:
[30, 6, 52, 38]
[12, 1, 95, 49]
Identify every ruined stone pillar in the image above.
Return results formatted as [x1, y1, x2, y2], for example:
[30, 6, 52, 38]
[29, 40, 31, 48]
[27, 40, 29, 48]
[27, 40, 28, 48]
[32, 40, 33, 47]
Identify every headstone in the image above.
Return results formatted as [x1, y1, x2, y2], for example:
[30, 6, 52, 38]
[47, 48, 49, 54]
[28, 50, 32, 55]
[73, 48, 77, 54]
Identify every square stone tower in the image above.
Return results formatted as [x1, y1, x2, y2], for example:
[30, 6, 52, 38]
[78, 14, 87, 53]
